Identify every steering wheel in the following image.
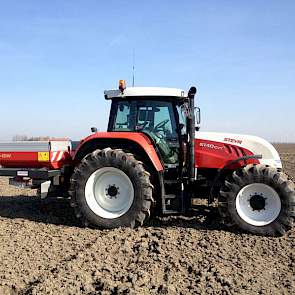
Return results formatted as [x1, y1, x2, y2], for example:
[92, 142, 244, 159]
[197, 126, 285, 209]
[136, 121, 149, 131]
[154, 119, 169, 133]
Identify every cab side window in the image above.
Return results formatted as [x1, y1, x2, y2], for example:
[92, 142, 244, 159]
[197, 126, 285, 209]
[154, 106, 174, 136]
[136, 101, 179, 164]
[113, 102, 131, 131]
[137, 102, 177, 139]
[177, 105, 187, 135]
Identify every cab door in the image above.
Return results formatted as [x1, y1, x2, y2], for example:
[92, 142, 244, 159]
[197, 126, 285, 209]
[136, 100, 180, 167]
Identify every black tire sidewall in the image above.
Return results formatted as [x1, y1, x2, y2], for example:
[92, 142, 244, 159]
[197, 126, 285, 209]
[75, 150, 150, 228]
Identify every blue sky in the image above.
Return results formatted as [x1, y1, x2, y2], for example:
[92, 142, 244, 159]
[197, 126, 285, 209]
[0, 0, 294, 141]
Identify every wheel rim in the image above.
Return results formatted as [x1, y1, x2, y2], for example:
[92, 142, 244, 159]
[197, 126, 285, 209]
[236, 183, 281, 226]
[85, 167, 134, 219]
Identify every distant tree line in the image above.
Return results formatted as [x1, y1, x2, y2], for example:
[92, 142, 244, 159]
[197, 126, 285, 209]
[12, 135, 52, 141]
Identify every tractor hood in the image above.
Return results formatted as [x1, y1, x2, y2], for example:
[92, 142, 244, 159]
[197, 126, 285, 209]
[195, 131, 282, 169]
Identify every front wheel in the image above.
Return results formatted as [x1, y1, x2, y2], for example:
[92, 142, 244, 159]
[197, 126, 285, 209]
[218, 164, 295, 236]
[69, 148, 153, 229]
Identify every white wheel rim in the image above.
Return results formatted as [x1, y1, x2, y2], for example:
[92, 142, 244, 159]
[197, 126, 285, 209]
[85, 167, 134, 219]
[236, 183, 281, 226]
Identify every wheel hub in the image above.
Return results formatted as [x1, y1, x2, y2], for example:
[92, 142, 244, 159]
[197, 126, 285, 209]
[106, 184, 120, 199]
[249, 193, 266, 211]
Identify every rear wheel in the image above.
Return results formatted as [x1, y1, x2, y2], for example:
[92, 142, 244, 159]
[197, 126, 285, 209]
[218, 164, 295, 236]
[69, 148, 153, 228]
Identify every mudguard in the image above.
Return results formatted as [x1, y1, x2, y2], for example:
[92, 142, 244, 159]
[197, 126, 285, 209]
[73, 132, 164, 172]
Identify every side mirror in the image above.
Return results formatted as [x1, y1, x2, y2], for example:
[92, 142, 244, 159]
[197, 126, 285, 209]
[195, 107, 201, 125]
[91, 127, 98, 133]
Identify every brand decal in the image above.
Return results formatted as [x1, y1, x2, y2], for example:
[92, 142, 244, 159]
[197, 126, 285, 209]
[200, 142, 224, 150]
[224, 138, 242, 144]
[0, 153, 12, 159]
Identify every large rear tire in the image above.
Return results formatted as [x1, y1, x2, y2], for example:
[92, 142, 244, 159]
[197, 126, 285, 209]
[69, 148, 153, 229]
[218, 164, 295, 236]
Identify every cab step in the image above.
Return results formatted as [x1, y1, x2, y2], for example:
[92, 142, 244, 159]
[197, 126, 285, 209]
[162, 209, 182, 214]
[164, 179, 179, 184]
[164, 194, 176, 199]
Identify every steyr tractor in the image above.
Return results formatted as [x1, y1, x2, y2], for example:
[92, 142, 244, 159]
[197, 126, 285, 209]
[0, 80, 294, 236]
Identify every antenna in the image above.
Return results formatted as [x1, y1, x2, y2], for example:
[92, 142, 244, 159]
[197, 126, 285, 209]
[132, 50, 135, 87]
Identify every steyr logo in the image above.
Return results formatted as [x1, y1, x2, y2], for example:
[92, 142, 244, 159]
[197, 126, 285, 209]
[224, 138, 242, 144]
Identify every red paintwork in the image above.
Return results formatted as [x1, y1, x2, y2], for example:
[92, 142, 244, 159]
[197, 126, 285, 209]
[0, 152, 49, 169]
[0, 151, 71, 169]
[195, 138, 260, 169]
[0, 152, 40, 168]
[0, 132, 163, 172]
[0, 136, 257, 172]
[73, 132, 164, 172]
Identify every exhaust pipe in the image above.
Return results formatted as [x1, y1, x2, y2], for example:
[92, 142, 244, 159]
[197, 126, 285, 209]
[187, 87, 197, 182]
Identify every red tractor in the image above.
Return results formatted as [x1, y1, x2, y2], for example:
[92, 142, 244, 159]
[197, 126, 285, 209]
[0, 81, 294, 236]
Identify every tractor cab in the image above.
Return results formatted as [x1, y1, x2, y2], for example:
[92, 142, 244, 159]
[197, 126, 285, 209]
[105, 84, 193, 168]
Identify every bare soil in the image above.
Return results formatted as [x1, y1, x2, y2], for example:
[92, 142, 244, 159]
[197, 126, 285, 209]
[0, 145, 295, 295]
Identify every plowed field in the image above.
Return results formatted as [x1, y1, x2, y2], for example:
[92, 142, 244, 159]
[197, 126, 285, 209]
[0, 144, 294, 294]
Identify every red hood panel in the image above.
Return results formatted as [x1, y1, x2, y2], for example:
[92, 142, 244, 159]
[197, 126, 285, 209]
[195, 138, 259, 169]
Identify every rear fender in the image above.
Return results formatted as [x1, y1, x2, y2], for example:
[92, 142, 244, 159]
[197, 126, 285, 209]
[73, 132, 164, 172]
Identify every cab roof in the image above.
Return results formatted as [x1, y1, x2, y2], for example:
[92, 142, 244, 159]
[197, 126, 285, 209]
[104, 87, 187, 100]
